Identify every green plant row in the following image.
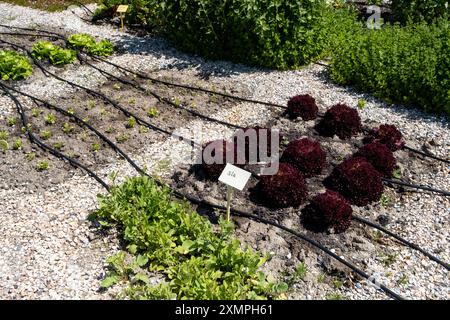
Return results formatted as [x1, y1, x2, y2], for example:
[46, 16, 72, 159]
[32, 41, 77, 66]
[93, 0, 358, 70]
[0, 50, 33, 80]
[330, 18, 450, 116]
[67, 33, 114, 57]
[92, 176, 287, 299]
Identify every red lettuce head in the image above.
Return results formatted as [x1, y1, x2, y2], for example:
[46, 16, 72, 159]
[301, 190, 353, 233]
[364, 124, 405, 151]
[258, 163, 308, 208]
[286, 94, 319, 120]
[355, 142, 396, 178]
[316, 103, 362, 139]
[281, 138, 326, 177]
[324, 157, 383, 206]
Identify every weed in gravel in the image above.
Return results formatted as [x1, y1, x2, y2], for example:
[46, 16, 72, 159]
[6, 117, 16, 126]
[392, 167, 402, 179]
[332, 278, 344, 289]
[357, 99, 366, 110]
[292, 262, 308, 282]
[67, 107, 75, 115]
[87, 100, 96, 109]
[12, 138, 22, 150]
[36, 160, 49, 171]
[44, 113, 56, 125]
[113, 83, 121, 90]
[317, 274, 326, 283]
[128, 98, 136, 105]
[40, 130, 52, 140]
[105, 126, 114, 134]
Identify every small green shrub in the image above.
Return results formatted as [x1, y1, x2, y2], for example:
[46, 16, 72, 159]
[32, 41, 76, 66]
[330, 19, 450, 115]
[40, 130, 52, 140]
[147, 107, 158, 118]
[94, 176, 286, 299]
[44, 113, 56, 125]
[7, 117, 17, 126]
[125, 116, 136, 129]
[62, 122, 75, 134]
[12, 139, 22, 150]
[391, 0, 449, 24]
[0, 50, 33, 80]
[0, 130, 9, 140]
[0, 139, 8, 152]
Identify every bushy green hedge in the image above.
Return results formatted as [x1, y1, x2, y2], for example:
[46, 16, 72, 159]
[391, 0, 449, 24]
[94, 0, 358, 69]
[330, 19, 450, 115]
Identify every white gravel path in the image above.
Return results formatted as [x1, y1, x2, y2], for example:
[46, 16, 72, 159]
[0, 3, 448, 300]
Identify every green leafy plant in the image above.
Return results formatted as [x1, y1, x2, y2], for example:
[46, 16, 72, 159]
[92, 143, 101, 152]
[116, 133, 129, 143]
[32, 41, 76, 66]
[6, 117, 16, 126]
[26, 152, 36, 161]
[53, 141, 64, 151]
[0, 50, 33, 80]
[0, 130, 9, 140]
[94, 1, 357, 69]
[0, 139, 8, 152]
[40, 130, 52, 140]
[147, 107, 158, 118]
[391, 0, 449, 24]
[31, 108, 42, 117]
[125, 116, 136, 129]
[62, 122, 75, 134]
[44, 113, 56, 125]
[330, 19, 450, 115]
[94, 176, 286, 299]
[36, 160, 49, 171]
[326, 292, 347, 300]
[12, 139, 22, 150]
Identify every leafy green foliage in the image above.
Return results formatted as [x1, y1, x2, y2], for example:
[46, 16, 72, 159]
[391, 0, 449, 24]
[330, 19, 450, 115]
[44, 113, 56, 125]
[31, 41, 76, 66]
[0, 50, 33, 80]
[94, 0, 357, 69]
[36, 160, 49, 171]
[94, 176, 286, 299]
[147, 107, 158, 118]
[12, 138, 22, 150]
[0, 139, 8, 152]
[67, 33, 114, 57]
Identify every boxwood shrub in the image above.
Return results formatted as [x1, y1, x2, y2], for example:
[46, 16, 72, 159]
[330, 19, 450, 116]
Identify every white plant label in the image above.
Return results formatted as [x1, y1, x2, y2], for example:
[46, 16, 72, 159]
[219, 163, 251, 191]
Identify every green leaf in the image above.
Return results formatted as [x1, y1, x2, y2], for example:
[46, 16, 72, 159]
[100, 275, 119, 288]
[132, 273, 150, 284]
[135, 254, 149, 267]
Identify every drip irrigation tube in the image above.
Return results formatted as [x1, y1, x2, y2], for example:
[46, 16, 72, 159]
[0, 26, 448, 165]
[383, 178, 450, 197]
[0, 89, 405, 300]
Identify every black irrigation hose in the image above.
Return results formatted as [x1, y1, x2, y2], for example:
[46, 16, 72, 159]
[0, 84, 110, 191]
[83, 56, 244, 130]
[352, 215, 449, 270]
[1, 26, 448, 166]
[0, 38, 201, 149]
